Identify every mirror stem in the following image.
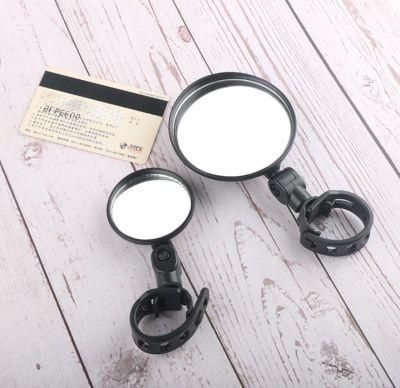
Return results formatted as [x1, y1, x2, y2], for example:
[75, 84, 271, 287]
[268, 167, 312, 213]
[151, 241, 182, 287]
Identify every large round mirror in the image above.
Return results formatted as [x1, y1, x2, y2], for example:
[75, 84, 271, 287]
[169, 73, 296, 180]
[107, 168, 194, 244]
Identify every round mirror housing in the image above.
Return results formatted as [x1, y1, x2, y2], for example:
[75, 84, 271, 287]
[107, 168, 194, 245]
[169, 72, 296, 180]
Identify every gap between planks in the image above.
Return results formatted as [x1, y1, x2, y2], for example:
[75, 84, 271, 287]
[170, 0, 395, 385]
[285, 0, 400, 180]
[8, 0, 393, 385]
[0, 161, 94, 387]
[44, 0, 247, 384]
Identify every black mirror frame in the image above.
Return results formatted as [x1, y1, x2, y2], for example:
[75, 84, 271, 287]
[107, 167, 195, 245]
[169, 72, 297, 181]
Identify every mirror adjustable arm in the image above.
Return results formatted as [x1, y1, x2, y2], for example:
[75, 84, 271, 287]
[130, 242, 209, 354]
[268, 168, 373, 256]
[268, 167, 312, 212]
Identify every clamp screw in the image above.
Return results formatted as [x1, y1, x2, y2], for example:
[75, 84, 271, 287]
[157, 249, 171, 261]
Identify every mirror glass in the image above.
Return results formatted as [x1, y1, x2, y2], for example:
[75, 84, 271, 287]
[110, 177, 192, 241]
[175, 85, 292, 178]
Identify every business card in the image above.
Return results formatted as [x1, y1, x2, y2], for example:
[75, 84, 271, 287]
[20, 67, 169, 163]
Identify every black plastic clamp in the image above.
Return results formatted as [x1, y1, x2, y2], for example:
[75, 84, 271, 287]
[130, 285, 209, 354]
[130, 242, 209, 354]
[298, 191, 373, 256]
[268, 168, 373, 256]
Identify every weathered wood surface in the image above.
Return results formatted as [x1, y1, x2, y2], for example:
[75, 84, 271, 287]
[0, 0, 240, 387]
[289, 0, 400, 172]
[172, 0, 400, 385]
[0, 0, 399, 386]
[0, 166, 89, 387]
[57, 0, 395, 386]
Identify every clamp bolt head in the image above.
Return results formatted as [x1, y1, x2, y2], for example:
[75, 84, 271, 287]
[157, 249, 171, 261]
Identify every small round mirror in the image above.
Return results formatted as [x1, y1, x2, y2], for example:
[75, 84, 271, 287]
[107, 168, 194, 244]
[169, 73, 296, 180]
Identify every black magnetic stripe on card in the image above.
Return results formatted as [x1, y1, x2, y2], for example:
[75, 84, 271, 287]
[39, 71, 168, 116]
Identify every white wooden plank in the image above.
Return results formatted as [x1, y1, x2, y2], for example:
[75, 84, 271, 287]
[0, 0, 240, 386]
[55, 0, 394, 386]
[171, 0, 400, 384]
[289, 0, 400, 171]
[0, 167, 88, 387]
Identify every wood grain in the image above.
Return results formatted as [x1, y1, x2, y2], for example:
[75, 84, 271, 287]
[172, 0, 400, 384]
[55, 0, 394, 386]
[288, 0, 400, 172]
[0, 0, 240, 386]
[0, 165, 89, 387]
